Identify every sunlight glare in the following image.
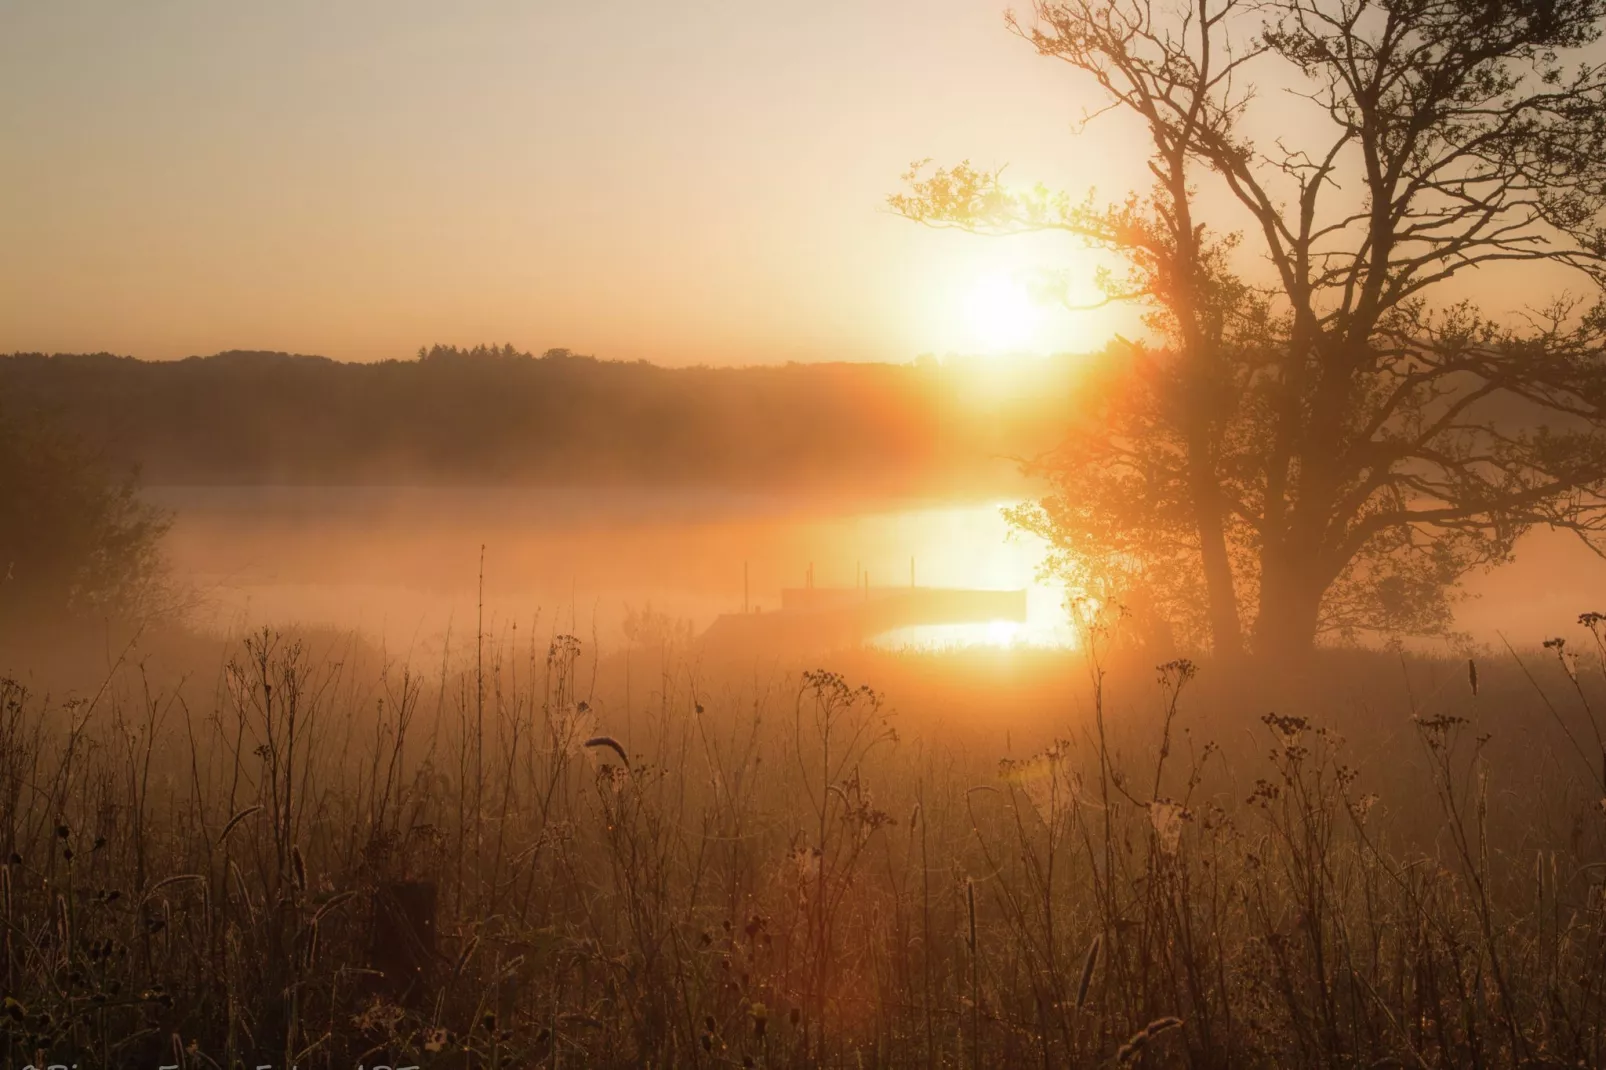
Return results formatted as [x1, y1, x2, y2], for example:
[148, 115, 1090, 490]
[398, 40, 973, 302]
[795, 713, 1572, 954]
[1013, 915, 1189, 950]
[986, 618, 1021, 646]
[963, 274, 1041, 353]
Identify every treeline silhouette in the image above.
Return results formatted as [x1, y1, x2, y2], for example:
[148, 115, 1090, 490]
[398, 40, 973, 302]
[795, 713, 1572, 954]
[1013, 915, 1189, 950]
[0, 346, 1076, 489]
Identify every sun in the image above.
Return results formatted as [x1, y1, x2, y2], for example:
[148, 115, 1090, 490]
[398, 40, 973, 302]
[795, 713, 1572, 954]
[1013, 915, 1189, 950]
[962, 274, 1042, 353]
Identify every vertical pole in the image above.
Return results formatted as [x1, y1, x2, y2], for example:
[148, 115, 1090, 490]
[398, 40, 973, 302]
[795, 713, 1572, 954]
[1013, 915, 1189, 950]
[744, 561, 750, 614]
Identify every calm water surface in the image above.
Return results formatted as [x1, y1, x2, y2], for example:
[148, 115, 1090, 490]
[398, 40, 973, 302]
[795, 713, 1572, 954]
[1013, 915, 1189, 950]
[150, 486, 1076, 654]
[149, 485, 1606, 656]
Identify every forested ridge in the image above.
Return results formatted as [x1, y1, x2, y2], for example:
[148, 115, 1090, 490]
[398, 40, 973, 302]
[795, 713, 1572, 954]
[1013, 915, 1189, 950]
[0, 346, 1075, 489]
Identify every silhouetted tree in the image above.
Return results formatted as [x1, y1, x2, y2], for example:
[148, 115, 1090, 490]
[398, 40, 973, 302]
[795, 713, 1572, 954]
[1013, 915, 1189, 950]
[897, 0, 1606, 655]
[0, 407, 169, 632]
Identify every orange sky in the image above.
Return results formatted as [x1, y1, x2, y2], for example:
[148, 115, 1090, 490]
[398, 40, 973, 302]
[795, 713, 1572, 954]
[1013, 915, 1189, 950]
[0, 1, 1169, 364]
[3, 2, 1578, 367]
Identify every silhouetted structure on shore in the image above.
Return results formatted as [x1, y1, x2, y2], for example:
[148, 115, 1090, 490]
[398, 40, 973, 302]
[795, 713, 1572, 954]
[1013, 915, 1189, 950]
[699, 585, 1027, 651]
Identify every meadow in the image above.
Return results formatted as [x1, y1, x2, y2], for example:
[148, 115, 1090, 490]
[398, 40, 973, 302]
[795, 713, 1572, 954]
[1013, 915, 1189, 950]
[15, 0, 1606, 1065]
[4, 615, 1606, 1069]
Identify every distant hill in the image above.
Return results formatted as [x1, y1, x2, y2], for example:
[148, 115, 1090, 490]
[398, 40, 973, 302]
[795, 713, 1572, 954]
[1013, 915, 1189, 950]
[0, 346, 1085, 492]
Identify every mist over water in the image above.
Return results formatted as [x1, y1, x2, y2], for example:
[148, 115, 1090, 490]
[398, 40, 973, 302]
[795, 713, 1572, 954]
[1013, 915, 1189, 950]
[150, 484, 1606, 657]
[151, 485, 1076, 656]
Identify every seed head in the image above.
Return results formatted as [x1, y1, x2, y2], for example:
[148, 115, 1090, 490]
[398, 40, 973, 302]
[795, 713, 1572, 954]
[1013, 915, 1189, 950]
[1075, 934, 1101, 1009]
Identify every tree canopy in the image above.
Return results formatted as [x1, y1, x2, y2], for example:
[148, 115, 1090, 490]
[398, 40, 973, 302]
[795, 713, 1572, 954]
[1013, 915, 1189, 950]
[896, 0, 1606, 655]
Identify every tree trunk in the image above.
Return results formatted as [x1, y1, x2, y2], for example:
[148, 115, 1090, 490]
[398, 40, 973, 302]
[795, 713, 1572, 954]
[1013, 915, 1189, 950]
[1253, 549, 1324, 657]
[1187, 435, 1244, 660]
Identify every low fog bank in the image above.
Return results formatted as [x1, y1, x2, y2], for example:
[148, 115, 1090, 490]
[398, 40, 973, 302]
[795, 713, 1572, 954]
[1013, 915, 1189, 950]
[142, 483, 1606, 661]
[9, 346, 1606, 661]
[146, 485, 1063, 657]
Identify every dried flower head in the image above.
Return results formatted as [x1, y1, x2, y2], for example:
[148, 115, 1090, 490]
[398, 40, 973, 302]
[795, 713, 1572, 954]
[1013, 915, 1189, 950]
[787, 844, 821, 880]
[1150, 800, 1188, 856]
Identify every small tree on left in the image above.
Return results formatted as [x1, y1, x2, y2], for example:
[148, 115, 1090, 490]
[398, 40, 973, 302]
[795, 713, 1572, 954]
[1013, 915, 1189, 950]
[0, 406, 170, 633]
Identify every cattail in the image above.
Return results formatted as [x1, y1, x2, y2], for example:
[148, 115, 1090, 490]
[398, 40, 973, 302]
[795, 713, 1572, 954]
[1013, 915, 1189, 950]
[1075, 934, 1101, 1009]
[454, 933, 480, 975]
[230, 860, 253, 916]
[966, 878, 977, 954]
[909, 801, 922, 831]
[967, 877, 980, 1069]
[1478, 768, 1489, 875]
[583, 735, 629, 768]
[1467, 658, 1478, 696]
[290, 845, 306, 892]
[1117, 1017, 1183, 1063]
[218, 805, 261, 845]
[148, 874, 204, 894]
[312, 890, 357, 925]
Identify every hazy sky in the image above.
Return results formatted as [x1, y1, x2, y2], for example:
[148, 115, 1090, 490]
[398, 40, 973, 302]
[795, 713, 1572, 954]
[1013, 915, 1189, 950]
[0, 0, 1175, 364]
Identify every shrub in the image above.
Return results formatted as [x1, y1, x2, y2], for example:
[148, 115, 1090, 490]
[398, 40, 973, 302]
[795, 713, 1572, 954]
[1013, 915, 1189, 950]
[0, 406, 169, 634]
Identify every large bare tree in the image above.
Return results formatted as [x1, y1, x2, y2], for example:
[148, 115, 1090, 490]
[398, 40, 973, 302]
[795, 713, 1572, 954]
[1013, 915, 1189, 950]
[896, 0, 1606, 656]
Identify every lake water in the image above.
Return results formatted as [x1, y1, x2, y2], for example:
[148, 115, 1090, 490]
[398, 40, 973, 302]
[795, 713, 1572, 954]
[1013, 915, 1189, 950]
[151, 486, 1077, 655]
[148, 485, 1606, 657]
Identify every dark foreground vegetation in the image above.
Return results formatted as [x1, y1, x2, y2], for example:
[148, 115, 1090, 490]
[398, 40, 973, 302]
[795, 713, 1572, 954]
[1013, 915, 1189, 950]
[4, 622, 1606, 1068]
[0, 347, 1073, 492]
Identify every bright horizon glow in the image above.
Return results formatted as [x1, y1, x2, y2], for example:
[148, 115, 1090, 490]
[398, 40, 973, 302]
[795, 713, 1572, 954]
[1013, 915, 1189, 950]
[872, 618, 1025, 651]
[0, 3, 1564, 365]
[0, 1, 1155, 365]
[962, 274, 1042, 353]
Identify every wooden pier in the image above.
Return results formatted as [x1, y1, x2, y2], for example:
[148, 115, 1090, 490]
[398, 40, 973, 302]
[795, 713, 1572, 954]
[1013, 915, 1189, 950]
[699, 585, 1027, 651]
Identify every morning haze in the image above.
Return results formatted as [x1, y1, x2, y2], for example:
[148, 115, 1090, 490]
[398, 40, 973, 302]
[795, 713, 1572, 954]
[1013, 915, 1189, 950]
[0, 0, 1146, 363]
[9, 3, 1606, 1068]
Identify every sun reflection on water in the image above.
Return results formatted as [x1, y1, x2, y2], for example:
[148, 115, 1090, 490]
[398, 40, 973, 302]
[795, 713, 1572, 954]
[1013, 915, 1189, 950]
[160, 488, 1080, 654]
[851, 501, 1077, 651]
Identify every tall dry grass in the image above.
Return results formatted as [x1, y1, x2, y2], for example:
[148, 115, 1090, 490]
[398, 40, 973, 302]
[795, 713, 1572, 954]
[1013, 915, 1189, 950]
[3, 616, 1606, 1067]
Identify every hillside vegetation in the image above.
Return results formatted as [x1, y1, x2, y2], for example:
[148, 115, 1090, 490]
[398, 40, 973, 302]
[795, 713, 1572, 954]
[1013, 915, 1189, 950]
[0, 347, 1080, 491]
